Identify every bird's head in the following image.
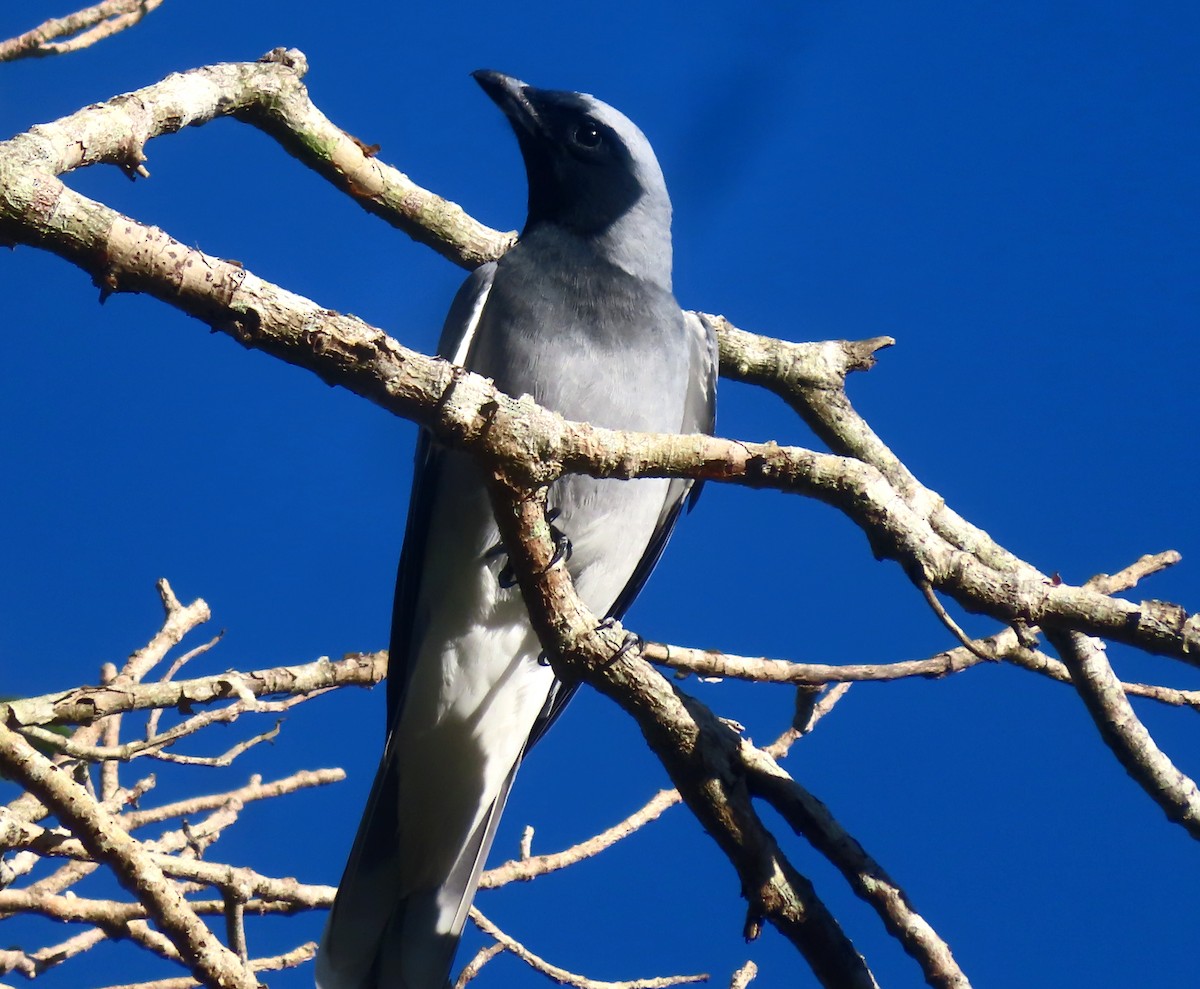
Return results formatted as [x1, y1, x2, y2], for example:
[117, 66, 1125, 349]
[473, 70, 673, 287]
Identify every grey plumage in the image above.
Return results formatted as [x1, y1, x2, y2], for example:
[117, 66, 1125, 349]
[317, 71, 716, 989]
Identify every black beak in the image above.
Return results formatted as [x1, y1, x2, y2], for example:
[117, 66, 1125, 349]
[472, 69, 541, 134]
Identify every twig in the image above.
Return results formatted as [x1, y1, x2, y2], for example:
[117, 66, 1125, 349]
[146, 632, 224, 739]
[224, 895, 248, 962]
[469, 907, 708, 989]
[486, 480, 879, 988]
[764, 683, 854, 760]
[0, 0, 167, 62]
[0, 723, 259, 989]
[17, 713, 282, 766]
[99, 663, 123, 801]
[1047, 629, 1200, 836]
[119, 581, 211, 686]
[729, 961, 757, 989]
[454, 943, 505, 988]
[0, 889, 333, 925]
[128, 768, 343, 828]
[650, 619, 1200, 711]
[483, 788, 681, 888]
[917, 580, 996, 662]
[95, 942, 317, 989]
[1085, 551, 1182, 595]
[740, 741, 970, 989]
[146, 720, 282, 767]
[7, 927, 108, 977]
[4, 653, 385, 729]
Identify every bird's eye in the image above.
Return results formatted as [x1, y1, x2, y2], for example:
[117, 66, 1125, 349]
[571, 121, 603, 150]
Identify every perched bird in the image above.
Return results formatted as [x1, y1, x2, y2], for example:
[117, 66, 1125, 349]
[317, 71, 717, 989]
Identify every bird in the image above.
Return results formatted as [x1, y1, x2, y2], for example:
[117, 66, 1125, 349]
[317, 70, 717, 989]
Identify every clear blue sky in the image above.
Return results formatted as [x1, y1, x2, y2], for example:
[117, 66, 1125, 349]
[2, 3, 1199, 987]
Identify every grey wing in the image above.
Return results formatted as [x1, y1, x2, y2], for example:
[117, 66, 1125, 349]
[318, 263, 499, 989]
[527, 309, 718, 747]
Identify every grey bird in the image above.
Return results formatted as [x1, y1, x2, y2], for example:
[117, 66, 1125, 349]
[317, 70, 716, 989]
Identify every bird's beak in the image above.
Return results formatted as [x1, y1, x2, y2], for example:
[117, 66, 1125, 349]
[472, 70, 543, 136]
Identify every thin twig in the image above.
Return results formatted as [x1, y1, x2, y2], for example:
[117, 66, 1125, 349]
[740, 741, 970, 989]
[482, 788, 681, 888]
[146, 632, 224, 739]
[917, 580, 996, 662]
[4, 653, 385, 729]
[95, 943, 317, 989]
[729, 961, 758, 989]
[469, 907, 707, 989]
[454, 943, 505, 988]
[1047, 629, 1200, 837]
[0, 0, 167, 62]
[0, 723, 259, 988]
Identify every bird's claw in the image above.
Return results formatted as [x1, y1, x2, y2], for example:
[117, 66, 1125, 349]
[596, 618, 643, 667]
[544, 529, 572, 572]
[488, 511, 572, 588]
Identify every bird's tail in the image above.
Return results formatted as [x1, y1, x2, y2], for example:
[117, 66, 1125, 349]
[316, 739, 520, 989]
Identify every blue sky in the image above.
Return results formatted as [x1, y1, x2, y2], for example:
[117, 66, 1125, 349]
[2, 2, 1198, 987]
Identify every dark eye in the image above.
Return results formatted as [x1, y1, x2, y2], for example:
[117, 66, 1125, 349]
[571, 121, 603, 150]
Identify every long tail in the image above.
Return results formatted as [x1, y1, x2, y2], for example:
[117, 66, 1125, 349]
[316, 739, 520, 989]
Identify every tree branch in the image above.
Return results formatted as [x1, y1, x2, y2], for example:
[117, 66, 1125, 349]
[0, 723, 259, 989]
[738, 741, 968, 989]
[2, 653, 385, 729]
[3, 46, 1198, 986]
[1046, 629, 1200, 837]
[484, 479, 879, 989]
[468, 907, 708, 989]
[0, 0, 167, 62]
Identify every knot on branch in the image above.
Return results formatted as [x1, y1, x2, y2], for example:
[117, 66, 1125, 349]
[843, 335, 895, 373]
[257, 48, 308, 76]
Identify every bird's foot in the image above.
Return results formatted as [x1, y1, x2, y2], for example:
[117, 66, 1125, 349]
[488, 509, 572, 588]
[596, 618, 644, 667]
[540, 508, 573, 572]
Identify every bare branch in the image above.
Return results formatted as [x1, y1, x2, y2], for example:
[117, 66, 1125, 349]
[482, 788, 682, 888]
[1, 45, 1197, 986]
[126, 768, 344, 828]
[95, 942, 317, 989]
[485, 480, 878, 989]
[3, 652, 385, 729]
[1085, 551, 1182, 595]
[468, 907, 708, 989]
[729, 961, 758, 989]
[645, 640, 990, 686]
[121, 580, 211, 686]
[454, 943, 505, 988]
[649, 545, 1200, 714]
[1046, 629, 1200, 837]
[739, 742, 970, 989]
[0, 723, 259, 989]
[916, 580, 996, 662]
[0, 0, 166, 62]
[146, 632, 224, 739]
[1, 57, 1195, 679]
[0, 888, 332, 925]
